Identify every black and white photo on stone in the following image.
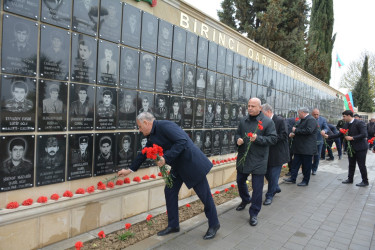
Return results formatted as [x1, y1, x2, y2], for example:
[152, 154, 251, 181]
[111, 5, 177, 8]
[69, 83, 95, 130]
[67, 133, 93, 181]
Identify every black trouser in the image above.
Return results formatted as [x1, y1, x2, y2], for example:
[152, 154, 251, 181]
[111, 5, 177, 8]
[347, 149, 368, 182]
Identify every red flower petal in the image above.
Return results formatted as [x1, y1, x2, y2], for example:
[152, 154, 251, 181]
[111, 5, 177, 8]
[224, 188, 229, 192]
[116, 179, 124, 185]
[124, 177, 131, 184]
[215, 191, 220, 194]
[107, 181, 115, 188]
[6, 201, 19, 209]
[150, 174, 157, 179]
[125, 223, 131, 229]
[37, 196, 48, 203]
[98, 230, 106, 239]
[75, 241, 83, 250]
[158, 172, 162, 176]
[258, 120, 263, 124]
[87, 186, 95, 193]
[75, 188, 85, 194]
[133, 176, 141, 183]
[231, 184, 236, 188]
[22, 198, 33, 206]
[186, 203, 191, 207]
[142, 175, 150, 180]
[51, 193, 60, 200]
[63, 190, 74, 197]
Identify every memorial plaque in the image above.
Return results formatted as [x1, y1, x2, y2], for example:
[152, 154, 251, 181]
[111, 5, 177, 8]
[118, 89, 137, 129]
[182, 97, 193, 129]
[40, 25, 70, 80]
[257, 63, 264, 85]
[141, 11, 158, 53]
[157, 19, 173, 58]
[170, 60, 183, 95]
[1, 76, 36, 132]
[222, 103, 231, 127]
[262, 66, 269, 86]
[98, 40, 119, 85]
[238, 80, 246, 102]
[67, 133, 93, 181]
[1, 15, 37, 76]
[38, 80, 67, 131]
[71, 33, 97, 84]
[225, 50, 233, 76]
[99, 0, 122, 42]
[0, 135, 34, 192]
[232, 78, 239, 101]
[94, 133, 116, 176]
[183, 64, 196, 97]
[185, 31, 197, 65]
[246, 58, 255, 82]
[251, 61, 259, 84]
[221, 130, 230, 155]
[169, 96, 182, 126]
[197, 36, 208, 68]
[266, 83, 275, 107]
[250, 82, 257, 98]
[240, 56, 247, 79]
[212, 130, 221, 156]
[4, 0, 39, 19]
[206, 71, 216, 99]
[230, 103, 238, 127]
[213, 102, 223, 128]
[41, 0, 72, 28]
[203, 130, 212, 156]
[233, 53, 240, 78]
[154, 94, 169, 120]
[36, 134, 66, 186]
[215, 73, 224, 100]
[69, 83, 95, 130]
[136, 133, 154, 168]
[137, 91, 154, 115]
[121, 3, 141, 48]
[196, 68, 206, 98]
[120, 46, 139, 89]
[257, 85, 266, 104]
[229, 130, 236, 153]
[193, 130, 203, 151]
[139, 52, 156, 91]
[72, 0, 99, 36]
[96, 87, 117, 130]
[172, 26, 186, 62]
[217, 45, 226, 73]
[155, 57, 171, 93]
[204, 101, 214, 128]
[208, 41, 218, 71]
[223, 76, 232, 101]
[117, 132, 135, 171]
[193, 99, 204, 129]
[245, 80, 252, 100]
[275, 71, 281, 90]
[238, 104, 246, 121]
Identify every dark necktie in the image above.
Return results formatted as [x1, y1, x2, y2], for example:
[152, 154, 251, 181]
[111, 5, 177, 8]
[107, 61, 110, 74]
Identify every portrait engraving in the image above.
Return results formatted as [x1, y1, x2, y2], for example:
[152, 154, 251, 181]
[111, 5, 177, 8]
[118, 89, 137, 129]
[69, 83, 95, 130]
[157, 20, 173, 58]
[98, 40, 119, 85]
[120, 46, 139, 89]
[67, 134, 93, 180]
[94, 133, 116, 176]
[117, 132, 135, 170]
[95, 87, 117, 130]
[155, 57, 171, 93]
[196, 68, 206, 98]
[154, 94, 169, 120]
[72, 0, 100, 36]
[172, 26, 186, 62]
[139, 52, 156, 91]
[121, 3, 141, 48]
[183, 65, 196, 97]
[170, 60, 184, 95]
[185, 32, 197, 65]
[197, 36, 208, 68]
[193, 99, 204, 128]
[41, 0, 72, 28]
[99, 0, 122, 42]
[141, 11, 158, 53]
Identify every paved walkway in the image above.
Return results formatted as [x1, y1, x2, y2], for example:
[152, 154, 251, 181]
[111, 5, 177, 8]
[148, 151, 375, 250]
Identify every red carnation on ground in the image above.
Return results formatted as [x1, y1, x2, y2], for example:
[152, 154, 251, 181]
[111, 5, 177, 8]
[107, 181, 115, 188]
[215, 191, 220, 194]
[97, 182, 106, 190]
[142, 175, 150, 180]
[231, 184, 236, 188]
[51, 193, 60, 200]
[186, 203, 191, 208]
[125, 223, 131, 230]
[133, 176, 141, 183]
[98, 230, 106, 239]
[116, 179, 124, 185]
[224, 188, 229, 192]
[87, 186, 95, 193]
[75, 188, 85, 194]
[146, 214, 153, 221]
[124, 177, 131, 184]
[63, 190, 73, 197]
[215, 160, 220, 164]
[22, 198, 33, 206]
[213, 161, 216, 165]
[158, 172, 162, 177]
[37, 196, 48, 203]
[224, 159, 228, 163]
[220, 160, 224, 163]
[6, 201, 19, 209]
[150, 174, 157, 179]
[75, 241, 83, 250]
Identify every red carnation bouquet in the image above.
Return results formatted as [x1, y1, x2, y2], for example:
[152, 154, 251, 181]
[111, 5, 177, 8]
[142, 144, 173, 188]
[339, 128, 354, 157]
[238, 120, 263, 166]
[368, 137, 375, 144]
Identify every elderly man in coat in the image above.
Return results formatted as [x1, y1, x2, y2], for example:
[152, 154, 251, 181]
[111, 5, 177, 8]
[284, 107, 318, 186]
[262, 104, 289, 206]
[235, 98, 277, 226]
[311, 108, 329, 175]
[118, 112, 220, 239]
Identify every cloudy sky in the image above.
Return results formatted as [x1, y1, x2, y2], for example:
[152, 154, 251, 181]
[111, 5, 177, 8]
[184, 0, 375, 92]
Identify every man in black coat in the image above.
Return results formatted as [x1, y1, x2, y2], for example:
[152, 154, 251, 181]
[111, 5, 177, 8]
[324, 110, 369, 186]
[284, 107, 318, 186]
[262, 104, 289, 206]
[285, 117, 298, 175]
[235, 98, 277, 226]
[118, 112, 220, 239]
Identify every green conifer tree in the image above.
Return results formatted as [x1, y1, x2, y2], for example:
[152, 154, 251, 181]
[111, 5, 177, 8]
[217, 0, 236, 30]
[352, 56, 374, 112]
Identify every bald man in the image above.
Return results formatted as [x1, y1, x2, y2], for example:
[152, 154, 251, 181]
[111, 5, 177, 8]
[235, 98, 277, 226]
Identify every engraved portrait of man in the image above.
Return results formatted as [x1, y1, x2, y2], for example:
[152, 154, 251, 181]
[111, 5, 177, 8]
[43, 83, 63, 113]
[1, 138, 32, 176]
[5, 80, 33, 113]
[97, 89, 116, 118]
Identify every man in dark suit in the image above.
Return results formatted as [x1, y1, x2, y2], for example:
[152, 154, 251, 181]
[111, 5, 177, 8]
[324, 110, 369, 186]
[311, 108, 329, 175]
[284, 107, 318, 186]
[118, 112, 220, 239]
[262, 104, 289, 206]
[285, 117, 298, 176]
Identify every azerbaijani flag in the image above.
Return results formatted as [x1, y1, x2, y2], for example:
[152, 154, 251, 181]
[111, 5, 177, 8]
[344, 93, 354, 112]
[336, 54, 344, 68]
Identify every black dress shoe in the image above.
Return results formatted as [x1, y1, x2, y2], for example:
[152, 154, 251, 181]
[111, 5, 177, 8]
[311, 170, 316, 175]
[285, 172, 291, 176]
[342, 179, 353, 184]
[273, 188, 281, 195]
[356, 181, 369, 187]
[236, 201, 251, 211]
[338, 155, 342, 160]
[326, 158, 334, 161]
[249, 216, 258, 226]
[157, 226, 180, 236]
[203, 224, 220, 240]
[284, 177, 296, 184]
[297, 181, 308, 186]
[263, 198, 272, 205]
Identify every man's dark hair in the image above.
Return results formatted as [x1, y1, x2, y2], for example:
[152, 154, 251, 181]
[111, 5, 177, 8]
[9, 138, 26, 151]
[102, 90, 113, 99]
[78, 86, 88, 93]
[78, 39, 92, 51]
[353, 114, 361, 118]
[122, 135, 131, 144]
[11, 81, 28, 93]
[99, 136, 112, 146]
[342, 110, 354, 117]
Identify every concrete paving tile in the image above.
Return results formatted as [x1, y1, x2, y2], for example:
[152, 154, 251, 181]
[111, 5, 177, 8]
[282, 241, 304, 250]
[307, 238, 329, 248]
[350, 238, 371, 248]
[288, 234, 311, 246]
[328, 240, 350, 250]
[331, 235, 351, 245]
[303, 245, 325, 250]
[349, 243, 372, 250]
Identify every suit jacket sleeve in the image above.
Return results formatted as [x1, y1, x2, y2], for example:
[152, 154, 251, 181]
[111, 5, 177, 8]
[254, 120, 277, 146]
[352, 121, 368, 141]
[320, 117, 329, 133]
[275, 118, 288, 144]
[295, 118, 316, 135]
[129, 140, 153, 172]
